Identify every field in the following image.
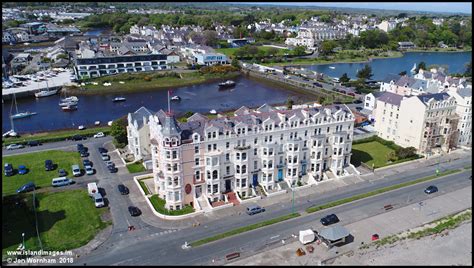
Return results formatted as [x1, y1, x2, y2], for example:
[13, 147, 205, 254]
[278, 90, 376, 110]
[215, 46, 291, 58]
[2, 150, 83, 196]
[351, 141, 395, 169]
[2, 190, 109, 256]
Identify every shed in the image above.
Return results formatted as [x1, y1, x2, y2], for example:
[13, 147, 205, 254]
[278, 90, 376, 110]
[317, 225, 350, 247]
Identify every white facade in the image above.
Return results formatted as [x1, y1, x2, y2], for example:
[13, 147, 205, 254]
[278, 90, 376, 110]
[127, 107, 154, 161]
[447, 88, 472, 148]
[377, 20, 397, 32]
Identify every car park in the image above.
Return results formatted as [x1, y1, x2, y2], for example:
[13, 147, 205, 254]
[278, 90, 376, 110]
[246, 205, 265, 215]
[17, 182, 35, 193]
[424, 185, 438, 194]
[58, 169, 67, 177]
[71, 164, 81, 177]
[320, 214, 339, 226]
[85, 166, 94, 175]
[6, 144, 24, 150]
[45, 160, 54, 171]
[18, 165, 28, 175]
[128, 206, 141, 217]
[4, 163, 14, 176]
[118, 184, 129, 195]
[27, 140, 41, 147]
[51, 177, 73, 187]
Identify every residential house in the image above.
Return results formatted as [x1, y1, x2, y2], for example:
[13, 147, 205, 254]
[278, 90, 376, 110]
[447, 87, 472, 148]
[127, 107, 155, 168]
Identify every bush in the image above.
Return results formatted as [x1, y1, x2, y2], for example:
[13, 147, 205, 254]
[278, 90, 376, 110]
[143, 75, 152, 81]
[396, 146, 417, 159]
[297, 181, 303, 187]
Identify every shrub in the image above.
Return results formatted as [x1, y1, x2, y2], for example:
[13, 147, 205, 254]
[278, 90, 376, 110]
[396, 146, 417, 159]
[143, 75, 152, 81]
[297, 181, 303, 187]
[387, 151, 398, 162]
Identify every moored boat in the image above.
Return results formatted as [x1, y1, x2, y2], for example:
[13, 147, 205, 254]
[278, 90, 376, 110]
[170, 95, 181, 101]
[209, 109, 217, 115]
[218, 80, 236, 88]
[113, 97, 126, 102]
[11, 111, 38, 119]
[61, 104, 77, 111]
[35, 89, 58, 98]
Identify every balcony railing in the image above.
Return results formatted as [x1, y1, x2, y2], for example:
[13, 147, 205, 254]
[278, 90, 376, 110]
[234, 145, 251, 151]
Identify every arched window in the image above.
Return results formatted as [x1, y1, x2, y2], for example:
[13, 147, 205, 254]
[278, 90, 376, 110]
[167, 177, 172, 186]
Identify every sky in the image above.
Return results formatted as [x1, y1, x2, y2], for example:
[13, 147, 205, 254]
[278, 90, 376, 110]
[235, 2, 472, 14]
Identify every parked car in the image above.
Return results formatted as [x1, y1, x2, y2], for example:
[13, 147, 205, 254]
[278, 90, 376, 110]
[45, 160, 54, 171]
[118, 184, 129, 195]
[83, 159, 92, 168]
[93, 132, 105, 138]
[71, 164, 81, 177]
[17, 182, 35, 193]
[18, 165, 28, 175]
[348, 92, 356, 96]
[246, 205, 265, 215]
[353, 99, 363, 104]
[92, 192, 105, 208]
[58, 169, 67, 177]
[106, 161, 115, 168]
[85, 166, 94, 175]
[101, 153, 110, 161]
[6, 144, 24, 150]
[128, 206, 141, 217]
[98, 147, 107, 154]
[313, 82, 323, 87]
[424, 185, 438, 194]
[355, 106, 363, 111]
[27, 140, 41, 147]
[71, 135, 84, 141]
[107, 164, 117, 173]
[320, 214, 339, 226]
[80, 150, 89, 157]
[4, 163, 14, 176]
[51, 177, 73, 187]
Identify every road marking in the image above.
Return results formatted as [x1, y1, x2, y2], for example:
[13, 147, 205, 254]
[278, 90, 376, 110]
[270, 235, 280, 240]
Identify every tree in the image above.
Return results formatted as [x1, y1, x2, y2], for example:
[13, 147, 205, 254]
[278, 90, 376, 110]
[286, 98, 294, 110]
[416, 61, 426, 73]
[396, 147, 417, 159]
[356, 64, 373, 81]
[266, 47, 279, 57]
[231, 58, 241, 70]
[339, 73, 350, 83]
[399, 70, 407, 76]
[464, 61, 472, 77]
[110, 117, 128, 148]
[292, 45, 306, 56]
[202, 30, 218, 47]
[320, 40, 337, 55]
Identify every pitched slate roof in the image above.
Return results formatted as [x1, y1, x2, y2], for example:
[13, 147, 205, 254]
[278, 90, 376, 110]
[417, 92, 451, 104]
[130, 106, 154, 130]
[376, 91, 404, 106]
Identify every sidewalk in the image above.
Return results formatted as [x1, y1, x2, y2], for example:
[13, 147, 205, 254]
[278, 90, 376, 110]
[228, 185, 472, 265]
[129, 149, 471, 229]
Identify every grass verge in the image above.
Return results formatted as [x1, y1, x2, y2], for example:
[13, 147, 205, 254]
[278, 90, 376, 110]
[126, 161, 146, 173]
[2, 150, 83, 196]
[2, 190, 109, 257]
[138, 179, 151, 195]
[190, 213, 301, 247]
[149, 194, 195, 216]
[3, 126, 111, 146]
[306, 169, 462, 213]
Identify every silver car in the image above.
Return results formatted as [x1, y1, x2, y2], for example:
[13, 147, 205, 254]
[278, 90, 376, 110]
[6, 144, 24, 150]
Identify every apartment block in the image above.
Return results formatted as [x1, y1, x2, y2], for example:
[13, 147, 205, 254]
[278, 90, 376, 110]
[447, 88, 472, 148]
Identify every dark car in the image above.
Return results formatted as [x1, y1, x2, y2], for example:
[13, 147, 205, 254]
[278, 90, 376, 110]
[58, 169, 67, 177]
[71, 135, 84, 141]
[17, 182, 35, 193]
[45, 160, 54, 171]
[320, 214, 339, 226]
[18, 165, 28, 175]
[128, 206, 141, 217]
[98, 147, 107, 154]
[353, 99, 363, 104]
[80, 150, 89, 157]
[77, 143, 84, 151]
[313, 82, 323, 87]
[27, 140, 41, 147]
[118, 184, 129, 195]
[355, 106, 363, 111]
[4, 163, 14, 176]
[246, 205, 265, 215]
[83, 159, 92, 168]
[424, 185, 438, 194]
[107, 165, 117, 173]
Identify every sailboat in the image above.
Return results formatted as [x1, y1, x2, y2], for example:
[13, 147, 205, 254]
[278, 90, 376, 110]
[2, 98, 18, 137]
[410, 63, 417, 74]
[35, 81, 58, 98]
[10, 94, 37, 120]
[59, 88, 79, 107]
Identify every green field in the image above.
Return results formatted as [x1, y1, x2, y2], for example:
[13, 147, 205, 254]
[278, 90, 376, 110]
[73, 71, 240, 94]
[2, 150, 83, 196]
[3, 126, 111, 146]
[216, 46, 290, 58]
[351, 141, 396, 169]
[2, 190, 109, 256]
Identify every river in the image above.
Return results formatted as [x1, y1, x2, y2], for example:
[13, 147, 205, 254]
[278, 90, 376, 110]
[2, 76, 308, 134]
[303, 51, 472, 80]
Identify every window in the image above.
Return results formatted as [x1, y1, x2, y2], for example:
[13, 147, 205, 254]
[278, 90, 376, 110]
[207, 144, 211, 151]
[226, 142, 230, 148]
[166, 151, 171, 159]
[280, 133, 284, 140]
[213, 144, 217, 150]
[172, 151, 177, 159]
[226, 166, 230, 175]
[254, 148, 258, 155]
[226, 153, 230, 161]
[254, 138, 258, 144]
[242, 165, 247, 173]
[195, 158, 199, 166]
[242, 152, 247, 160]
[195, 146, 199, 154]
[254, 160, 258, 169]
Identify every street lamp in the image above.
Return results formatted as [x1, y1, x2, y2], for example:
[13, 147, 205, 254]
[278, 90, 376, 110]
[292, 181, 295, 215]
[22, 233, 25, 250]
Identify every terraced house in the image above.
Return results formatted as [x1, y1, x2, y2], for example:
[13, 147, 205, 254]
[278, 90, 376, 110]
[145, 104, 355, 211]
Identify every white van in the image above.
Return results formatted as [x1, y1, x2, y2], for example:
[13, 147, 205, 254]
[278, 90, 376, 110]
[71, 164, 81, 177]
[52, 177, 73, 187]
[92, 192, 105, 208]
[87, 182, 99, 196]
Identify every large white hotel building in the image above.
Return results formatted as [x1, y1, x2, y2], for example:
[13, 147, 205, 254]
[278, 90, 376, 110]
[138, 104, 355, 211]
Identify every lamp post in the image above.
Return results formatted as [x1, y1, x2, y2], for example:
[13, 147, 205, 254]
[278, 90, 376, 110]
[22, 233, 25, 250]
[292, 181, 295, 215]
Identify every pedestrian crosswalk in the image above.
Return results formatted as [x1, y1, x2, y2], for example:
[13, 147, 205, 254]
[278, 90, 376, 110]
[150, 229, 178, 237]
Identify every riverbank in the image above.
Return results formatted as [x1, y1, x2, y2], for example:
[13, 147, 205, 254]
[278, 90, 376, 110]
[65, 71, 241, 95]
[405, 47, 472, 53]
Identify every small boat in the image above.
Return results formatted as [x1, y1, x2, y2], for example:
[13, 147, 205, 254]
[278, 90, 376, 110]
[94, 121, 101, 126]
[170, 95, 181, 101]
[62, 96, 78, 102]
[107, 121, 113, 126]
[78, 125, 85, 130]
[113, 97, 126, 102]
[329, 66, 336, 69]
[59, 100, 78, 107]
[209, 109, 217, 115]
[218, 80, 236, 88]
[11, 111, 38, 119]
[62, 104, 77, 111]
[35, 89, 58, 98]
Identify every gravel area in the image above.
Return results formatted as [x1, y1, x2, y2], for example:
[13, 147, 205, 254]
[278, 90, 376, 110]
[332, 221, 472, 266]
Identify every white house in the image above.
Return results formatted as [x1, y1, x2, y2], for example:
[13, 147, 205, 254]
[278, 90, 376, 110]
[127, 107, 155, 168]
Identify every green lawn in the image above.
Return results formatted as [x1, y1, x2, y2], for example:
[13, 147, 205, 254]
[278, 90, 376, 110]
[2, 190, 109, 256]
[126, 161, 146, 173]
[351, 141, 395, 168]
[216, 46, 290, 58]
[138, 179, 151, 195]
[2, 150, 83, 196]
[149, 194, 195, 215]
[74, 71, 240, 94]
[3, 126, 110, 146]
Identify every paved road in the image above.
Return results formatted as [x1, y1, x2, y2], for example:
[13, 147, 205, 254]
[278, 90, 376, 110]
[76, 168, 471, 265]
